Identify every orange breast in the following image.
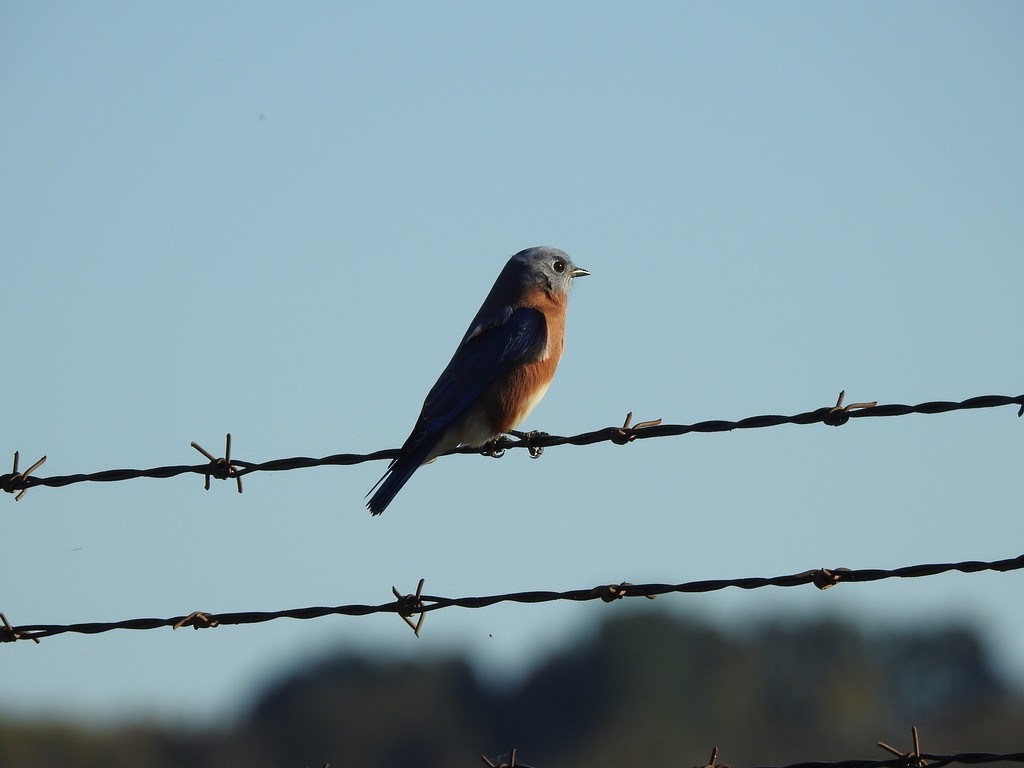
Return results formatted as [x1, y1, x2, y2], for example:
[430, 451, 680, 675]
[485, 288, 568, 433]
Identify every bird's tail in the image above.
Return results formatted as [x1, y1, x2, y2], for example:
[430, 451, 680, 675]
[365, 442, 435, 515]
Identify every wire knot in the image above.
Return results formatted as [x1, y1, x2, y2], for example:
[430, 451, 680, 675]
[482, 747, 524, 768]
[878, 726, 929, 768]
[595, 582, 656, 602]
[0, 612, 40, 644]
[823, 390, 877, 426]
[191, 434, 243, 492]
[813, 567, 851, 590]
[694, 746, 731, 768]
[173, 610, 220, 630]
[1, 452, 47, 501]
[391, 578, 427, 636]
[611, 412, 663, 444]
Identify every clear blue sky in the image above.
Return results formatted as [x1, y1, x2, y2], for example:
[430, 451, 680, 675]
[2, 3, 1022, 725]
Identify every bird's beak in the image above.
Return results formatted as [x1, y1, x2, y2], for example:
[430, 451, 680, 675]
[571, 267, 590, 278]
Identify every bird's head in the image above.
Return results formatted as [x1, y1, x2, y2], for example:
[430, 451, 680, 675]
[509, 246, 590, 296]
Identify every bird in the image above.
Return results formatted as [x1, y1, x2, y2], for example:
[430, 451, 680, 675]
[366, 246, 589, 515]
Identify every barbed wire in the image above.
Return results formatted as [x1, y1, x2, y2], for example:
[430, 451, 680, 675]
[2, 553, 1021, 644]
[729, 755, 1024, 768]
[2, 391, 1021, 499]
[480, 734, 1024, 768]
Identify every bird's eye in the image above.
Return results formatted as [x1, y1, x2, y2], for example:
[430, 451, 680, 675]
[552, 259, 566, 274]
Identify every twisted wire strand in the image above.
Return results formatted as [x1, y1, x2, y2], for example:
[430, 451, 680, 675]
[3, 553, 1021, 643]
[478, 741, 1024, 768]
[780, 756, 1024, 768]
[3, 392, 1021, 496]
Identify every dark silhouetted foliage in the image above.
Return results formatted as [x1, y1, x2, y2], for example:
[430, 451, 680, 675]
[3, 612, 1022, 767]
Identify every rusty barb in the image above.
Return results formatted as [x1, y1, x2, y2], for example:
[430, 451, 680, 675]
[172, 611, 220, 631]
[611, 411, 664, 444]
[191, 433, 243, 493]
[0, 451, 47, 501]
[694, 747, 731, 768]
[392, 578, 427, 637]
[0, 612, 40, 644]
[878, 726, 929, 768]
[812, 567, 853, 590]
[482, 747, 536, 768]
[596, 581, 657, 603]
[823, 389, 878, 426]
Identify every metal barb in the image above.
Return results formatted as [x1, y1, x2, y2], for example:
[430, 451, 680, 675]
[391, 578, 427, 636]
[825, 389, 879, 426]
[612, 411, 663, 444]
[1, 451, 48, 501]
[696, 746, 729, 768]
[172, 611, 220, 630]
[481, 748, 518, 768]
[0, 612, 18, 642]
[191, 433, 243, 493]
[0, 611, 40, 644]
[877, 726, 928, 768]
[813, 567, 851, 590]
[597, 581, 656, 603]
[633, 417, 664, 429]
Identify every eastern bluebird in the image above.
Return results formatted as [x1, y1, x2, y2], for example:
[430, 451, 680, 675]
[366, 246, 589, 515]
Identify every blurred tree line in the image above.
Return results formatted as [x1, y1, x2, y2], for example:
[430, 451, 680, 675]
[2, 611, 1021, 767]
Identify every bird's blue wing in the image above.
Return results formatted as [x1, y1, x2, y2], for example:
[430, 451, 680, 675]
[417, 306, 546, 437]
[366, 306, 545, 515]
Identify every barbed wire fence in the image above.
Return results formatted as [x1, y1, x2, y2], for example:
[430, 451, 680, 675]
[2, 389, 1022, 645]
[479, 733, 1024, 768]
[2, 390, 1021, 498]
[4, 391, 1022, 764]
[1, 552, 1021, 644]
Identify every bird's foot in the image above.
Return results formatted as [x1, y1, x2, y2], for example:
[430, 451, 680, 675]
[480, 437, 512, 459]
[508, 429, 549, 459]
